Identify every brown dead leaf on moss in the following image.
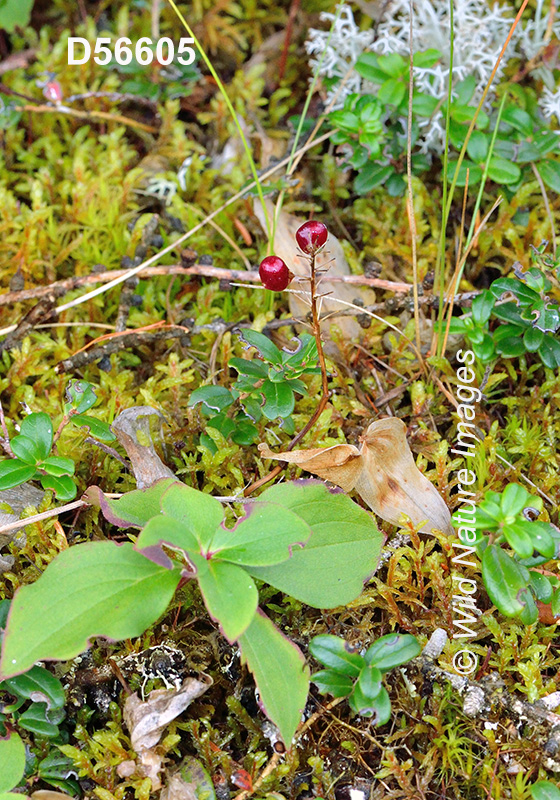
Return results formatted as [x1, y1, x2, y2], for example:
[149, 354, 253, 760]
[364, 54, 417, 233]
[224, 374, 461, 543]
[259, 417, 453, 535]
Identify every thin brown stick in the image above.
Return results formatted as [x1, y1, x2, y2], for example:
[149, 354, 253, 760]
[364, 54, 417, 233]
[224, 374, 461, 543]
[18, 103, 159, 134]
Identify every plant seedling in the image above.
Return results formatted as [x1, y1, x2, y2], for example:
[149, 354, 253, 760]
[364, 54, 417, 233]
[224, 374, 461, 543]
[453, 483, 560, 624]
[309, 632, 421, 724]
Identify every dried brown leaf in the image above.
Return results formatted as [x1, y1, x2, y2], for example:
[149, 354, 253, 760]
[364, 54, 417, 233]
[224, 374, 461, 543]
[111, 406, 175, 489]
[259, 417, 453, 534]
[123, 674, 212, 753]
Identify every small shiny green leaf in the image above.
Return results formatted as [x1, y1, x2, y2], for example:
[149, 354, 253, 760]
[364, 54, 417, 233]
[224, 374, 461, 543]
[310, 669, 353, 698]
[261, 381, 294, 420]
[72, 414, 116, 441]
[42, 456, 75, 477]
[64, 380, 97, 414]
[240, 330, 283, 365]
[188, 386, 234, 414]
[364, 633, 421, 671]
[1, 664, 65, 709]
[19, 413, 52, 461]
[482, 545, 530, 617]
[0, 460, 36, 489]
[10, 435, 42, 465]
[18, 702, 61, 738]
[309, 635, 364, 677]
[528, 571, 553, 604]
[40, 474, 77, 501]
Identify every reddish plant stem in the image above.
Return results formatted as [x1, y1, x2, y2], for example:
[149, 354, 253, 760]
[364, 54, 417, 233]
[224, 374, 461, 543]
[244, 251, 330, 497]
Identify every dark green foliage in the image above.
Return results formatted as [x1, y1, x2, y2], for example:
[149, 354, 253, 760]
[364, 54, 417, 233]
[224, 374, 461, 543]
[310, 632, 420, 723]
[188, 331, 319, 446]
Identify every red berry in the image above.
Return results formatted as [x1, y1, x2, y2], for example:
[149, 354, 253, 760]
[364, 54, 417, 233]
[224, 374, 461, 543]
[259, 255, 292, 291]
[295, 220, 328, 254]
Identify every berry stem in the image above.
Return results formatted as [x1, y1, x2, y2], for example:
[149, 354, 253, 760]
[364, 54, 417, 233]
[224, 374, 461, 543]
[244, 252, 330, 497]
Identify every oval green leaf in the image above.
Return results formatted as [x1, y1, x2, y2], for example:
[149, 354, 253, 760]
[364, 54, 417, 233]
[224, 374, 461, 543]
[0, 542, 181, 679]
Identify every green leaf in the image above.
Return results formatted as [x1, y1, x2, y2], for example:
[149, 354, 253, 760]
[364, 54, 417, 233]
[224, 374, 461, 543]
[0, 0, 33, 31]
[71, 414, 116, 441]
[330, 110, 360, 133]
[354, 53, 386, 83]
[308, 635, 364, 677]
[38, 751, 76, 780]
[539, 335, 560, 369]
[411, 93, 439, 116]
[89, 478, 177, 528]
[248, 481, 383, 608]
[348, 665, 383, 715]
[471, 290, 494, 325]
[412, 49, 441, 68]
[449, 159, 483, 187]
[0, 460, 36, 490]
[18, 702, 62, 738]
[500, 483, 532, 517]
[192, 556, 257, 642]
[64, 380, 97, 415]
[160, 482, 224, 550]
[377, 53, 406, 78]
[501, 106, 533, 137]
[0, 732, 25, 792]
[354, 163, 394, 194]
[229, 357, 267, 378]
[536, 160, 560, 194]
[531, 781, 560, 800]
[310, 669, 353, 698]
[502, 523, 534, 559]
[209, 503, 310, 567]
[0, 665, 65, 709]
[188, 386, 234, 414]
[487, 155, 521, 184]
[136, 515, 199, 561]
[364, 633, 421, 672]
[240, 330, 283, 365]
[527, 521, 555, 559]
[19, 414, 53, 461]
[41, 456, 75, 477]
[238, 609, 309, 745]
[453, 75, 476, 105]
[496, 337, 528, 358]
[10, 435, 42, 465]
[528, 571, 553, 604]
[0, 542, 181, 678]
[466, 130, 489, 163]
[378, 78, 406, 107]
[260, 380, 294, 420]
[349, 680, 389, 720]
[40, 475, 77, 501]
[481, 545, 533, 619]
[523, 326, 544, 352]
[551, 589, 560, 619]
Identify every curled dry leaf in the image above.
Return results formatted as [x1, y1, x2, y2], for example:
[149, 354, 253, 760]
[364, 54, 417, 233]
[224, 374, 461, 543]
[259, 417, 453, 535]
[123, 675, 212, 791]
[124, 674, 213, 753]
[111, 406, 175, 489]
[253, 199, 376, 342]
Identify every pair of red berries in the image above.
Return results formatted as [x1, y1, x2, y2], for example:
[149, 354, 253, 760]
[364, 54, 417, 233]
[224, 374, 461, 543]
[258, 220, 328, 292]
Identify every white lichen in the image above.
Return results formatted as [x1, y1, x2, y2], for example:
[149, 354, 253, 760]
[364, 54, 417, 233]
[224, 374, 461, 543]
[306, 1, 559, 154]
